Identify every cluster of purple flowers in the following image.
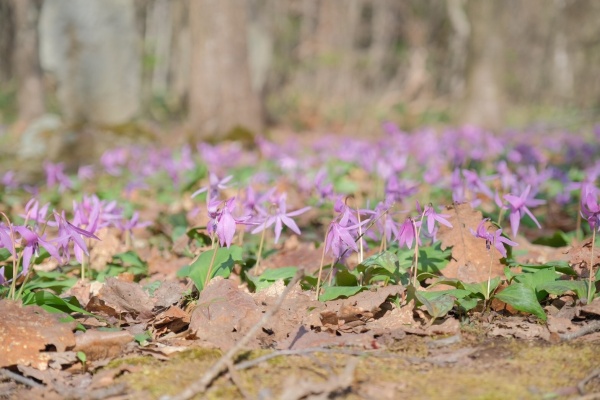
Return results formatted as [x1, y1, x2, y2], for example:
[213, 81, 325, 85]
[0, 196, 150, 285]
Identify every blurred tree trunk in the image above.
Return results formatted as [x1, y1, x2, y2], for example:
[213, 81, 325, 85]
[0, 1, 15, 84]
[39, 0, 141, 125]
[461, 0, 504, 130]
[11, 0, 45, 122]
[188, 0, 263, 139]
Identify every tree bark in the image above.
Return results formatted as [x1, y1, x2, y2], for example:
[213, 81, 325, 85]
[11, 0, 45, 122]
[461, 0, 504, 130]
[188, 0, 263, 139]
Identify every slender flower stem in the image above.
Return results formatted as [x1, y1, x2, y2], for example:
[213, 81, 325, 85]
[496, 208, 506, 227]
[588, 229, 597, 304]
[412, 211, 426, 287]
[254, 222, 267, 271]
[315, 226, 331, 301]
[486, 248, 493, 307]
[356, 205, 364, 264]
[1, 212, 17, 300]
[576, 199, 583, 243]
[205, 234, 218, 288]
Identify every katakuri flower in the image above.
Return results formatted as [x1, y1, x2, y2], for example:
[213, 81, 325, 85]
[471, 218, 518, 258]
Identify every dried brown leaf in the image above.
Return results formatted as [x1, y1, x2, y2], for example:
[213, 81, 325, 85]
[581, 297, 600, 317]
[189, 277, 261, 349]
[89, 277, 154, 320]
[438, 202, 506, 283]
[74, 330, 133, 361]
[0, 300, 76, 370]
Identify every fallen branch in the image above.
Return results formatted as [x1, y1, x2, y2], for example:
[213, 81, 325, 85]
[163, 271, 304, 400]
[0, 368, 44, 389]
[578, 368, 600, 395]
[560, 321, 600, 341]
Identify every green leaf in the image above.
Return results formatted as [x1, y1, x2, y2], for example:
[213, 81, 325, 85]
[361, 251, 398, 274]
[415, 291, 455, 319]
[461, 277, 501, 299]
[319, 286, 366, 302]
[134, 331, 152, 345]
[335, 269, 359, 286]
[456, 296, 479, 311]
[514, 260, 577, 276]
[180, 245, 243, 291]
[513, 268, 558, 300]
[538, 280, 588, 300]
[247, 267, 298, 291]
[532, 231, 570, 248]
[76, 351, 87, 363]
[495, 283, 547, 321]
[21, 291, 93, 316]
[397, 242, 451, 274]
[113, 251, 146, 268]
[0, 248, 12, 262]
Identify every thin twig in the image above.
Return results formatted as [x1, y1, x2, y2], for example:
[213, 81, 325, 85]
[163, 270, 305, 400]
[560, 321, 600, 341]
[225, 359, 252, 400]
[578, 368, 600, 395]
[0, 368, 44, 389]
[234, 347, 403, 371]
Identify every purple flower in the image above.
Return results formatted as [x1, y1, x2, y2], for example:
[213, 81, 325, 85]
[14, 226, 61, 275]
[0, 224, 16, 258]
[77, 165, 95, 181]
[462, 169, 495, 200]
[20, 199, 50, 227]
[192, 173, 233, 201]
[581, 184, 600, 231]
[54, 212, 100, 264]
[420, 203, 452, 234]
[1, 171, 18, 190]
[251, 193, 311, 243]
[207, 197, 249, 248]
[118, 212, 152, 236]
[314, 169, 334, 202]
[503, 185, 544, 237]
[385, 175, 418, 203]
[325, 220, 366, 262]
[397, 217, 420, 249]
[471, 218, 518, 258]
[374, 198, 400, 244]
[44, 162, 73, 192]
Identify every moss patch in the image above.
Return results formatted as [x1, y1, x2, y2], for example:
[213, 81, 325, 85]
[115, 338, 599, 399]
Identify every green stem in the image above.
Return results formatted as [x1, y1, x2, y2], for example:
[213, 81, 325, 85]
[0, 212, 17, 300]
[315, 226, 330, 301]
[412, 211, 426, 287]
[204, 235, 218, 288]
[588, 229, 597, 304]
[255, 223, 267, 271]
[356, 205, 364, 264]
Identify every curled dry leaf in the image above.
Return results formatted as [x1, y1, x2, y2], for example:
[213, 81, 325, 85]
[74, 329, 134, 361]
[0, 300, 76, 370]
[87, 277, 154, 320]
[438, 203, 506, 283]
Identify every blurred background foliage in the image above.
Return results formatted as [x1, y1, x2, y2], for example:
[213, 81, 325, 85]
[1, 0, 599, 155]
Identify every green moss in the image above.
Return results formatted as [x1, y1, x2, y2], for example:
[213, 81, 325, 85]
[113, 339, 599, 399]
